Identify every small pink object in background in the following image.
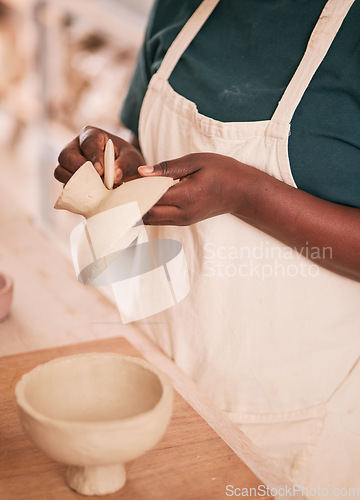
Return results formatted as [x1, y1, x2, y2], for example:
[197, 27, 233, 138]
[0, 272, 13, 321]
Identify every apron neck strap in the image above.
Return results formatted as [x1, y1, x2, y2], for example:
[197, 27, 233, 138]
[271, 0, 355, 125]
[156, 0, 221, 81]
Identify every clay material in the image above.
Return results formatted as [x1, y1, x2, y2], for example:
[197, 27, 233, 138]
[0, 272, 13, 321]
[15, 353, 174, 496]
[54, 160, 174, 219]
[54, 157, 189, 324]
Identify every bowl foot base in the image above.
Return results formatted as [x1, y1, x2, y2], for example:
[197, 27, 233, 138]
[66, 463, 126, 495]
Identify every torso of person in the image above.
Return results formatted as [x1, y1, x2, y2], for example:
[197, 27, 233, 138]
[122, 0, 360, 208]
[121, 0, 360, 488]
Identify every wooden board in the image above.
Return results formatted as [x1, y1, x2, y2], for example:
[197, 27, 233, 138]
[0, 336, 273, 500]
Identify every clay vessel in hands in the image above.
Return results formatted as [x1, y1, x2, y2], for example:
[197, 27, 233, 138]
[15, 353, 174, 495]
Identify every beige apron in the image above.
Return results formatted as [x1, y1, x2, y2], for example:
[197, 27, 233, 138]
[138, 0, 360, 492]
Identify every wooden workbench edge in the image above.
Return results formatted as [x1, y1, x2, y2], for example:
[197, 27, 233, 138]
[122, 329, 306, 500]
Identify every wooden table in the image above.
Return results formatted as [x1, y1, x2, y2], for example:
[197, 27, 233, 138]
[0, 184, 298, 499]
[0, 336, 275, 500]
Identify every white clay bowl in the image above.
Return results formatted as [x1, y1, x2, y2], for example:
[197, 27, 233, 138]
[15, 353, 174, 496]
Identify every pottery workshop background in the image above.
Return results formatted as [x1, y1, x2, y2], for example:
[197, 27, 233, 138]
[0, 0, 153, 248]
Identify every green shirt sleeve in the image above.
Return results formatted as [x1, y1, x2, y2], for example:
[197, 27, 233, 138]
[120, 0, 199, 136]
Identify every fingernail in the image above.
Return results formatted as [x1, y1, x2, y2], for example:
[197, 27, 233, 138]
[138, 165, 154, 174]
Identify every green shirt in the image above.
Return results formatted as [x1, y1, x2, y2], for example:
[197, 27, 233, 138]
[121, 0, 360, 208]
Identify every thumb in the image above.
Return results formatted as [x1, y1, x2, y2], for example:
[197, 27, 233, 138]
[138, 156, 199, 180]
[79, 126, 109, 175]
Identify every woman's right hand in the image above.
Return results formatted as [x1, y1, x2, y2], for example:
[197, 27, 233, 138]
[54, 126, 145, 185]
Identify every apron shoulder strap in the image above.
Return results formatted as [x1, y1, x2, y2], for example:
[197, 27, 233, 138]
[271, 0, 355, 125]
[156, 0, 221, 81]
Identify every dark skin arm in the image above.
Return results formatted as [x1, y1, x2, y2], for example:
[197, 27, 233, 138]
[138, 153, 360, 282]
[54, 127, 360, 281]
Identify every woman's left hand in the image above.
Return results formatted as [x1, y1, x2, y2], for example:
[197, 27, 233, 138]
[138, 152, 250, 225]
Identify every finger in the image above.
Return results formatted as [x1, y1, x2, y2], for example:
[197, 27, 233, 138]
[114, 167, 123, 186]
[138, 155, 200, 180]
[57, 137, 86, 174]
[79, 126, 109, 175]
[114, 149, 141, 184]
[142, 205, 186, 225]
[54, 164, 73, 184]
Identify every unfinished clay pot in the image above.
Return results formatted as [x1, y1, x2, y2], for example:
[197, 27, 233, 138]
[54, 160, 174, 219]
[15, 353, 174, 496]
[0, 272, 13, 321]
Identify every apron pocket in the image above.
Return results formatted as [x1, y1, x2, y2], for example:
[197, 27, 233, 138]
[225, 405, 326, 481]
[298, 358, 360, 493]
